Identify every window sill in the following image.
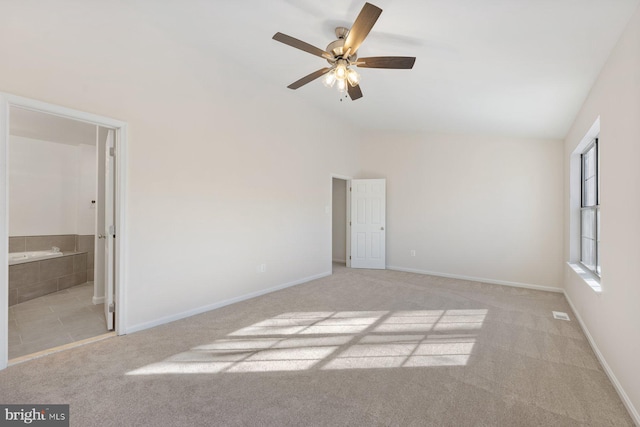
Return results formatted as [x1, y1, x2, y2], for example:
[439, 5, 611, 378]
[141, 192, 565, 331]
[567, 262, 601, 293]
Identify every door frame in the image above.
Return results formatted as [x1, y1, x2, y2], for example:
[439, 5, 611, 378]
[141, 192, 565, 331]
[0, 93, 129, 370]
[330, 174, 352, 271]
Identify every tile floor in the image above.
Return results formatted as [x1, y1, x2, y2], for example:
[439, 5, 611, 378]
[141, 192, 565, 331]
[8, 282, 108, 360]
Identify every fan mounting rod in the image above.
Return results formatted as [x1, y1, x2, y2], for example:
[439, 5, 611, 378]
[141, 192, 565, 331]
[335, 26, 349, 39]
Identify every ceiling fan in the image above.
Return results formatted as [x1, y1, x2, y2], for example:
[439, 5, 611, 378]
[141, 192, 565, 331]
[272, 2, 416, 101]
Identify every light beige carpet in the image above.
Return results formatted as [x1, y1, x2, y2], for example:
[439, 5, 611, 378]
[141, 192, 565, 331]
[0, 265, 634, 426]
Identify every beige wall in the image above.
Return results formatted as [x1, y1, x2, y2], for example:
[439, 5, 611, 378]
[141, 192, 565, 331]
[9, 136, 80, 236]
[9, 136, 96, 237]
[359, 131, 564, 289]
[0, 2, 361, 330]
[77, 143, 97, 236]
[563, 4, 640, 419]
[332, 178, 347, 262]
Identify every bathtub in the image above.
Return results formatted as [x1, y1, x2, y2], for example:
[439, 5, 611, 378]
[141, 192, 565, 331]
[8, 250, 64, 266]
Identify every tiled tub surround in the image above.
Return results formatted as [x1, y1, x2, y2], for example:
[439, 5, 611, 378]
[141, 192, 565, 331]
[9, 234, 76, 253]
[9, 253, 88, 306]
[8, 234, 95, 306]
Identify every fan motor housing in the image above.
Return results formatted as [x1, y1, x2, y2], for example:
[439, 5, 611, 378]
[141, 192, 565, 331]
[326, 27, 357, 63]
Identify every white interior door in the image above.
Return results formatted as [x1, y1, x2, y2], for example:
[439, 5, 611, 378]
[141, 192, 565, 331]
[350, 179, 386, 269]
[94, 128, 105, 305]
[104, 129, 115, 330]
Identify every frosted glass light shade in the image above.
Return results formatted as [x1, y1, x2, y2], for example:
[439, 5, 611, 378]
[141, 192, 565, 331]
[347, 69, 360, 86]
[335, 62, 347, 80]
[323, 69, 337, 87]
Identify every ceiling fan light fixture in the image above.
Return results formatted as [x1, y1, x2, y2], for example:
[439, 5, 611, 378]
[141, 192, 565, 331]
[323, 69, 337, 88]
[347, 68, 360, 87]
[273, 3, 416, 101]
[335, 61, 348, 80]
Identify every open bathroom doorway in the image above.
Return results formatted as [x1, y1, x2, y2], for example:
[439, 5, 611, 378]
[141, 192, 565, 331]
[0, 94, 128, 368]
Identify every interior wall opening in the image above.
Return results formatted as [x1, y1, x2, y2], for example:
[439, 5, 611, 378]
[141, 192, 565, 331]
[332, 177, 348, 270]
[7, 107, 113, 361]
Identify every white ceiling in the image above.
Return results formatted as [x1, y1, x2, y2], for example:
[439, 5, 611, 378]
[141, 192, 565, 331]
[9, 107, 97, 146]
[148, 0, 637, 139]
[6, 1, 639, 141]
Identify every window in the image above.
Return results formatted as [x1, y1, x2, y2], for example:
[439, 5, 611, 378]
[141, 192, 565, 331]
[580, 138, 600, 276]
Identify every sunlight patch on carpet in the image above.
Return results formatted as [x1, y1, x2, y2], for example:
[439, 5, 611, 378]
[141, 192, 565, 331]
[127, 310, 487, 375]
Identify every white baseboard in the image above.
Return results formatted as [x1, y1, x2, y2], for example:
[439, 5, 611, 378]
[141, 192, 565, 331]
[564, 292, 640, 425]
[386, 265, 564, 293]
[332, 258, 346, 264]
[92, 296, 105, 304]
[125, 271, 332, 334]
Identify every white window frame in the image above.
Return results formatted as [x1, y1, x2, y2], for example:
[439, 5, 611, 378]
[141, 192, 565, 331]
[580, 138, 600, 277]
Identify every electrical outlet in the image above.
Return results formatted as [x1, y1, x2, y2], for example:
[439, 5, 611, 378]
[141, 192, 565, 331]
[410, 250, 416, 257]
[258, 263, 267, 273]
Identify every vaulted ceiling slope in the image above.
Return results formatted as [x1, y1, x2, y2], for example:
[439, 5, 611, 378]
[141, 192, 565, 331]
[5, 0, 640, 140]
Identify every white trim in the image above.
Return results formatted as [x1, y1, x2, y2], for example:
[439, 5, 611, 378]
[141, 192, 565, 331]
[387, 265, 564, 293]
[330, 174, 352, 271]
[573, 116, 601, 157]
[114, 123, 128, 335]
[564, 292, 640, 425]
[569, 117, 600, 262]
[330, 173, 352, 181]
[2, 95, 127, 128]
[92, 296, 106, 305]
[0, 96, 8, 370]
[567, 262, 602, 293]
[0, 93, 129, 369]
[126, 271, 331, 334]
[332, 258, 346, 264]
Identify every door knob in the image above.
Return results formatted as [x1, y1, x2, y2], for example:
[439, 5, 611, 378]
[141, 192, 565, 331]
[381, 227, 384, 230]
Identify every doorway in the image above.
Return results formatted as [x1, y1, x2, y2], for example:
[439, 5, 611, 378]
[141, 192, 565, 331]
[332, 177, 348, 269]
[0, 94, 128, 369]
[331, 176, 387, 272]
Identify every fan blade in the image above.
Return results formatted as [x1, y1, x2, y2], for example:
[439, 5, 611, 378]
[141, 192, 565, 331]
[273, 32, 333, 60]
[348, 84, 363, 100]
[287, 68, 332, 89]
[357, 56, 416, 69]
[343, 3, 383, 55]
